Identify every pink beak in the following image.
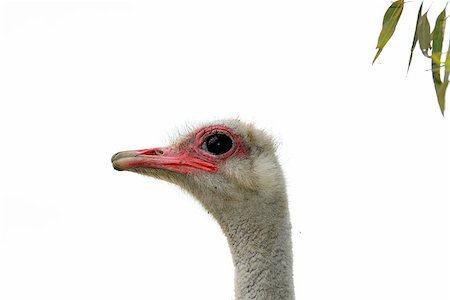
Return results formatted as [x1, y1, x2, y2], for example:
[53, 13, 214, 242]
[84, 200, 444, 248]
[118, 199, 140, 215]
[111, 147, 218, 175]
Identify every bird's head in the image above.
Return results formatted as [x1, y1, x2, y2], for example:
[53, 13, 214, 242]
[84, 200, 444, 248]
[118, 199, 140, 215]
[111, 119, 285, 216]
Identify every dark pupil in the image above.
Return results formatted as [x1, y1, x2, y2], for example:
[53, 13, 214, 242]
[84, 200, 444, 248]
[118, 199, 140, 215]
[203, 133, 233, 155]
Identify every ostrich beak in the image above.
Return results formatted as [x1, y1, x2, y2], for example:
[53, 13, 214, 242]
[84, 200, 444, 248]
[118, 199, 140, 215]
[111, 147, 218, 175]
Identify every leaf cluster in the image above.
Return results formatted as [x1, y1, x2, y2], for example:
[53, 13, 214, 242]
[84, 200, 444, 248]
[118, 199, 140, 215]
[373, 1, 447, 116]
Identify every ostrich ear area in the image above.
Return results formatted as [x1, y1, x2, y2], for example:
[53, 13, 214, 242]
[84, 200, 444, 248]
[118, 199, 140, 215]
[111, 147, 219, 175]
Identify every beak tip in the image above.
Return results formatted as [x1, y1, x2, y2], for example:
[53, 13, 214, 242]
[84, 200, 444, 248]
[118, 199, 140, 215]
[111, 152, 129, 171]
[111, 152, 121, 163]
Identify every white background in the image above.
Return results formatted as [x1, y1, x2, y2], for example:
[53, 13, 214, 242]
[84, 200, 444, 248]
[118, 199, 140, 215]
[0, 1, 448, 299]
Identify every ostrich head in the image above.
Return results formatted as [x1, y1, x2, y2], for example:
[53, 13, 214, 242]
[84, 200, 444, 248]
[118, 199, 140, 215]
[111, 119, 294, 300]
[111, 119, 286, 220]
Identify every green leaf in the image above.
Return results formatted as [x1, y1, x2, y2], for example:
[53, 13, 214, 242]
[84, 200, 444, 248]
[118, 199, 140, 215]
[441, 27, 450, 116]
[444, 38, 450, 82]
[373, 0, 404, 64]
[432, 8, 447, 116]
[408, 2, 424, 72]
[436, 81, 447, 116]
[418, 11, 432, 58]
[432, 9, 446, 58]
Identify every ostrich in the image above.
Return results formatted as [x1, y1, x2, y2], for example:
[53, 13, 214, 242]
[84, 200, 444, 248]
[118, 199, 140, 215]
[111, 119, 294, 300]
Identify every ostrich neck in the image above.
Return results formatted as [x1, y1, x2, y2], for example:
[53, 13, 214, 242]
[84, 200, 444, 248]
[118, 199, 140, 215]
[218, 196, 295, 300]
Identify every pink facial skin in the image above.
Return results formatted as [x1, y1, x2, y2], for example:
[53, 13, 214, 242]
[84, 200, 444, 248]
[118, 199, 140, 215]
[111, 125, 248, 175]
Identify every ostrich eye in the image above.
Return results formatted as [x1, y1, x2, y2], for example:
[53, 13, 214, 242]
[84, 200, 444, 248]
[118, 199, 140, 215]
[202, 133, 233, 155]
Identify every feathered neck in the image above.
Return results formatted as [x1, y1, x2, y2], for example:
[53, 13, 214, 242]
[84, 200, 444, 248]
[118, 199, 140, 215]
[212, 190, 295, 300]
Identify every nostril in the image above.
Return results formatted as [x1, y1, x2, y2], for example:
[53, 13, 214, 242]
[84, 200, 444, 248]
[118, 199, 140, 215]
[138, 148, 165, 156]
